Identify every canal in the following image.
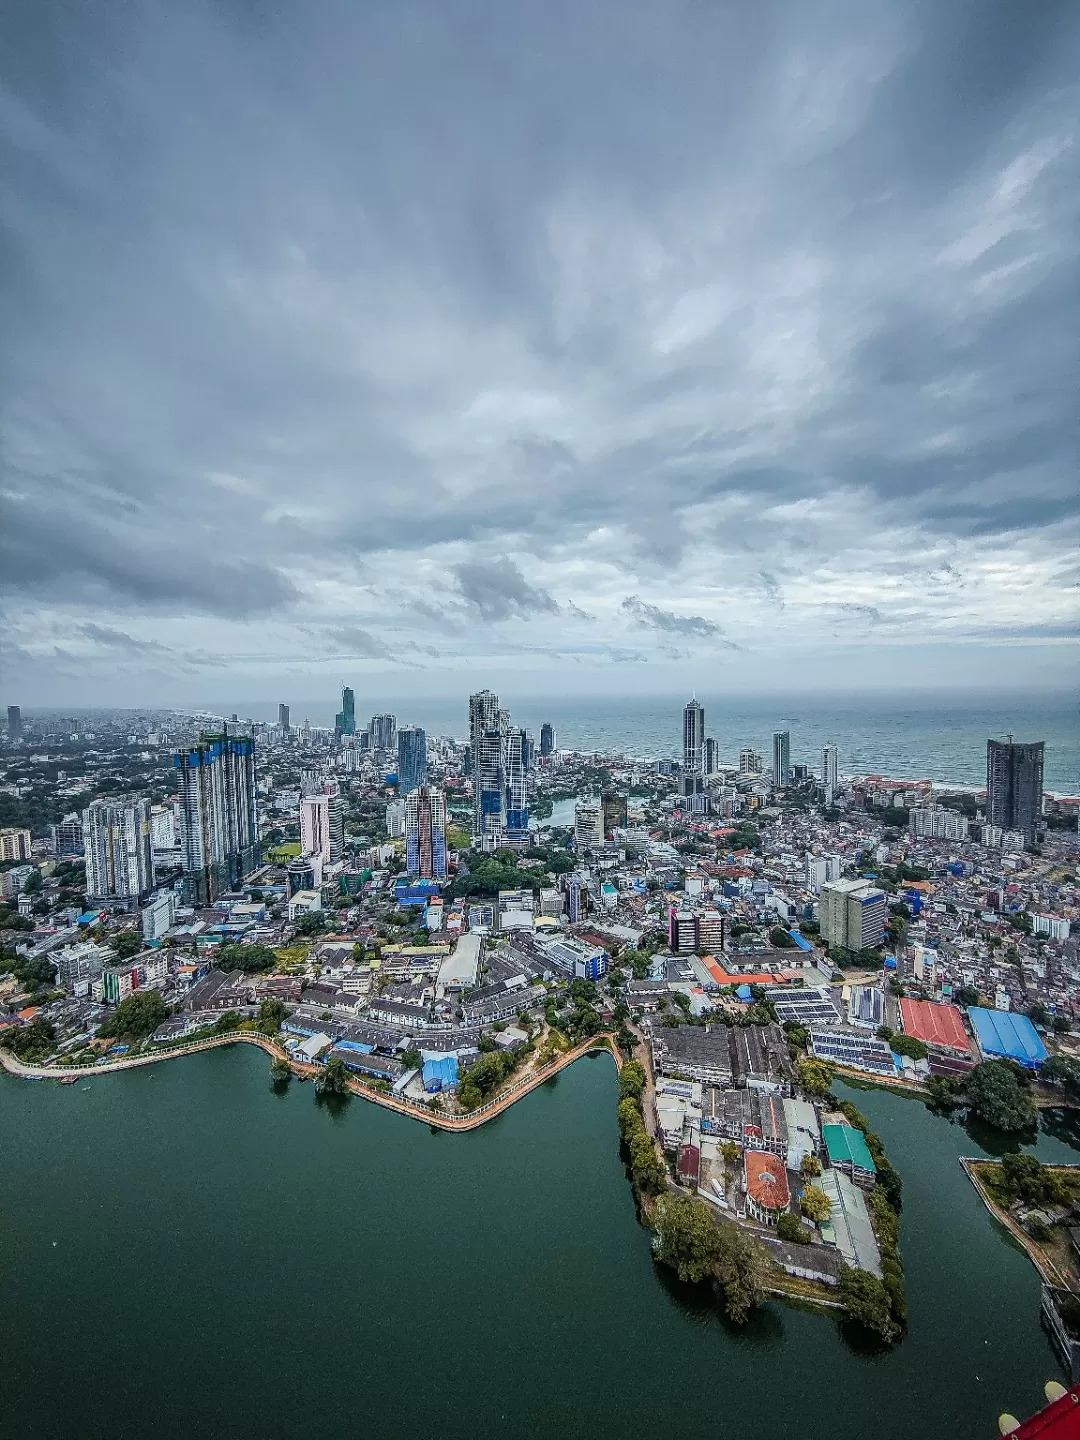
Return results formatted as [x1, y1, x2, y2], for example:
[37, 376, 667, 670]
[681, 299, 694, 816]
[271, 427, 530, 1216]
[0, 1049, 1072, 1440]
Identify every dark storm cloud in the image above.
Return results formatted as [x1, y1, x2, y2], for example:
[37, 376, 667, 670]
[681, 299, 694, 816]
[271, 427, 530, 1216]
[452, 559, 558, 621]
[620, 597, 726, 641]
[0, 0, 1077, 694]
[78, 623, 170, 653]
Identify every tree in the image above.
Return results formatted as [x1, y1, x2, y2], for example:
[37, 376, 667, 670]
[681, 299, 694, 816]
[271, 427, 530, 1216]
[314, 1055, 351, 1096]
[256, 999, 286, 1034]
[796, 1057, 834, 1097]
[652, 1195, 721, 1284]
[838, 1265, 899, 1343]
[890, 1034, 929, 1061]
[713, 1221, 768, 1324]
[0, 1016, 56, 1063]
[401, 1045, 423, 1070]
[110, 930, 143, 960]
[777, 1211, 812, 1245]
[98, 989, 168, 1040]
[769, 926, 797, 949]
[216, 942, 277, 974]
[295, 911, 327, 937]
[619, 1060, 647, 1100]
[270, 1054, 292, 1084]
[965, 1060, 1037, 1133]
[800, 1153, 822, 1178]
[801, 1184, 832, 1224]
[999, 1153, 1071, 1206]
[720, 1141, 741, 1168]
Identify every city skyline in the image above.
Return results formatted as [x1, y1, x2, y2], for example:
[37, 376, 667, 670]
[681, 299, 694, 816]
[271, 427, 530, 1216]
[2, 4, 1077, 704]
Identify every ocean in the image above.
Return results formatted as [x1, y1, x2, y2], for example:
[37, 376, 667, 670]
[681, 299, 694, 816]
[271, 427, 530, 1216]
[220, 691, 1079, 793]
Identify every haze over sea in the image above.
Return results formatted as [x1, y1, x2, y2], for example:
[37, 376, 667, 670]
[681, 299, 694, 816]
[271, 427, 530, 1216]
[204, 691, 1079, 794]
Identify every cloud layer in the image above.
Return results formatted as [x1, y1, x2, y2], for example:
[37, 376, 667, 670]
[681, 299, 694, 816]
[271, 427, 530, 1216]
[1, 0, 1077, 702]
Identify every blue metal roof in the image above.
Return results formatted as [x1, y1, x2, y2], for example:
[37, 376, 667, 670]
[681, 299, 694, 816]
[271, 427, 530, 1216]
[967, 1006, 1048, 1069]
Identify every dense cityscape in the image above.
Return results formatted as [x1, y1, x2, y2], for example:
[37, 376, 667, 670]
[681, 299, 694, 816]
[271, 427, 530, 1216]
[1, 691, 1078, 1355]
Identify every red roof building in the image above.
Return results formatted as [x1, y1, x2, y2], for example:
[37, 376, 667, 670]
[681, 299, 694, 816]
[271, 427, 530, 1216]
[899, 998, 970, 1054]
[744, 1150, 790, 1226]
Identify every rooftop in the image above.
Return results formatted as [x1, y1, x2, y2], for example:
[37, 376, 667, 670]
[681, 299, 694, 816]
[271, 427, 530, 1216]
[744, 1149, 790, 1211]
[899, 997, 970, 1052]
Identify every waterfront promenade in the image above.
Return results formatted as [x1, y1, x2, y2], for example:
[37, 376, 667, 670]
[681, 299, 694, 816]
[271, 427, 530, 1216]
[0, 1029, 623, 1132]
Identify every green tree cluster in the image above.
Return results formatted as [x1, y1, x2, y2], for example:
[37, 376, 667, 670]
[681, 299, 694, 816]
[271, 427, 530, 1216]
[98, 989, 168, 1040]
[618, 1095, 667, 1195]
[315, 1054, 351, 1096]
[769, 927, 798, 949]
[0, 1016, 56, 1063]
[652, 1194, 721, 1283]
[109, 930, 143, 960]
[995, 1153, 1073, 1207]
[457, 1048, 521, 1112]
[255, 999, 287, 1034]
[776, 1211, 812, 1245]
[216, 943, 278, 973]
[964, 1060, 1037, 1133]
[838, 1264, 899, 1343]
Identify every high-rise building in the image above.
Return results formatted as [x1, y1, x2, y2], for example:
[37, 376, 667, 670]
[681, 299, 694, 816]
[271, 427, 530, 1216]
[601, 791, 628, 836]
[83, 797, 154, 905]
[822, 745, 839, 805]
[470, 690, 504, 840]
[909, 806, 968, 841]
[820, 879, 887, 952]
[539, 722, 556, 758]
[683, 698, 705, 776]
[397, 726, 428, 796]
[277, 703, 290, 733]
[574, 802, 604, 852]
[369, 713, 397, 751]
[504, 726, 529, 833]
[51, 814, 84, 858]
[704, 737, 718, 776]
[771, 731, 791, 789]
[300, 793, 331, 865]
[405, 785, 448, 880]
[335, 686, 356, 737]
[0, 827, 33, 861]
[986, 738, 1044, 845]
[7, 705, 22, 742]
[739, 747, 763, 776]
[174, 733, 259, 905]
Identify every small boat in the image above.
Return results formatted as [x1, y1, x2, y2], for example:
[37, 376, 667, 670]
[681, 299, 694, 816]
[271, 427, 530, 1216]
[59, 1076, 78, 1085]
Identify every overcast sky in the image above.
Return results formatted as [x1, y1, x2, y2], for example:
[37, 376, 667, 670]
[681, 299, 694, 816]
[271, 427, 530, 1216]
[1, 0, 1077, 706]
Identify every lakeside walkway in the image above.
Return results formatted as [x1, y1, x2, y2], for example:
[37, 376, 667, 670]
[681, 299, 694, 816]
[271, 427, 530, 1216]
[960, 1156, 1076, 1290]
[0, 1029, 624, 1132]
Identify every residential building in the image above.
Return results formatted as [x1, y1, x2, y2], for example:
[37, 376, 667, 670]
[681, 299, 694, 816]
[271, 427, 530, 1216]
[0, 827, 32, 861]
[909, 805, 969, 841]
[300, 793, 332, 866]
[405, 785, 448, 880]
[805, 854, 841, 894]
[83, 797, 154, 905]
[819, 878, 887, 952]
[397, 726, 428, 796]
[287, 889, 323, 921]
[771, 731, 791, 789]
[504, 726, 529, 833]
[278, 703, 291, 734]
[369, 713, 397, 751]
[141, 889, 180, 941]
[683, 698, 705, 776]
[470, 689, 505, 841]
[601, 791, 628, 836]
[669, 907, 699, 954]
[2, 865, 33, 898]
[173, 733, 259, 906]
[53, 940, 110, 990]
[1034, 914, 1071, 942]
[986, 738, 1044, 845]
[822, 744, 839, 804]
[7, 704, 22, 742]
[539, 722, 556, 758]
[574, 802, 604, 853]
[739, 747, 763, 776]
